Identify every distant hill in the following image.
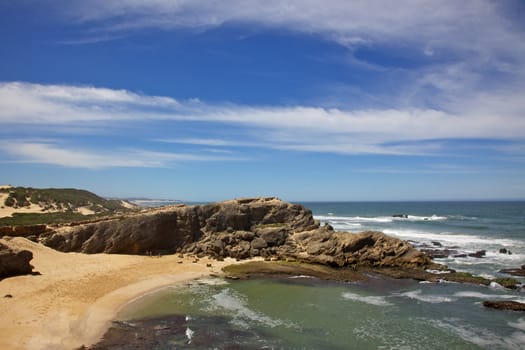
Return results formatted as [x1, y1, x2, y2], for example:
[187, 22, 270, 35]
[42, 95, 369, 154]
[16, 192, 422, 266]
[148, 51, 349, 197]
[0, 186, 136, 226]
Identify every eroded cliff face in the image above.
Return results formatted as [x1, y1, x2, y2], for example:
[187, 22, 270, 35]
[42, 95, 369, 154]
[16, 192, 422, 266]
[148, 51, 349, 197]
[37, 197, 433, 269]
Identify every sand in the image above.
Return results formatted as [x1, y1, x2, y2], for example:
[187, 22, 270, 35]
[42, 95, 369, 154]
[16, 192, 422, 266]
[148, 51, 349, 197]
[0, 193, 59, 218]
[0, 237, 238, 350]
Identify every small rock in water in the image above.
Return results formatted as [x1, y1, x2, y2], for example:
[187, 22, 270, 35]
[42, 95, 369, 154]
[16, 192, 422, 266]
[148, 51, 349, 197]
[392, 214, 408, 219]
[499, 248, 511, 254]
[431, 241, 443, 247]
[468, 250, 486, 258]
[483, 300, 525, 311]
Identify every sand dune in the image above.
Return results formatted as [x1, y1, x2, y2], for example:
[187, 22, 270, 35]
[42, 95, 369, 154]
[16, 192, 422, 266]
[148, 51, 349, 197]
[0, 237, 235, 350]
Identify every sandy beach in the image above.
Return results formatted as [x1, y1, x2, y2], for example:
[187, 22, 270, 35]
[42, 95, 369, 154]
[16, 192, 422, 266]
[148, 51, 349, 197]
[0, 237, 236, 350]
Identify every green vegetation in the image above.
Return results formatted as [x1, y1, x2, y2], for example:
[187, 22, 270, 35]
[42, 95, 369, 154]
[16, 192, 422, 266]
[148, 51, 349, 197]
[0, 212, 100, 226]
[0, 186, 131, 226]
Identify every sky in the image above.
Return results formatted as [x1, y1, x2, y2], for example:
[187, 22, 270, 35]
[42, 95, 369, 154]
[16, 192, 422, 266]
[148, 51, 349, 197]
[1, 0, 524, 202]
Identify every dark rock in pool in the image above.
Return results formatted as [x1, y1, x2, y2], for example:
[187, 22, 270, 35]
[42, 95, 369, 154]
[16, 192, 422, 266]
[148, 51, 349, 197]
[468, 250, 486, 258]
[499, 248, 512, 254]
[431, 241, 443, 247]
[483, 300, 525, 312]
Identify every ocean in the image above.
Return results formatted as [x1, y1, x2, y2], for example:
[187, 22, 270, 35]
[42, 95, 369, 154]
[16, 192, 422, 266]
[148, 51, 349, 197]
[113, 202, 525, 349]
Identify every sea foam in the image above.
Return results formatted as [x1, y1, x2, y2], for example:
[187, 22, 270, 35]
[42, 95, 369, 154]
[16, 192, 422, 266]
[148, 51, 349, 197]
[395, 289, 456, 304]
[208, 288, 292, 329]
[341, 292, 393, 306]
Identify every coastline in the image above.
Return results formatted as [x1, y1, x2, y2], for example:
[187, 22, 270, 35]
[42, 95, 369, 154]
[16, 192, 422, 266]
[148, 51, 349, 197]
[0, 237, 238, 350]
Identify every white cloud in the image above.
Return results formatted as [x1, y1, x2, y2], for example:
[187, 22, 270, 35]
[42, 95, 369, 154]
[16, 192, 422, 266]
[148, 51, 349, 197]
[0, 141, 241, 169]
[1, 82, 524, 160]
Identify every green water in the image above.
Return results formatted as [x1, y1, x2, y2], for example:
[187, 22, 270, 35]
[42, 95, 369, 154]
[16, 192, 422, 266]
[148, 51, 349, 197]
[118, 276, 525, 349]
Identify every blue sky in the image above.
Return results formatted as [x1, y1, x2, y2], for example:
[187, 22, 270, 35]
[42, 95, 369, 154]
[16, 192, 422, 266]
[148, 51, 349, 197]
[1, 0, 524, 201]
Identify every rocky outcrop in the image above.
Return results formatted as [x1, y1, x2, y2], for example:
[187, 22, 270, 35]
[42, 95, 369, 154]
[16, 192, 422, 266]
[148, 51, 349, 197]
[35, 197, 434, 271]
[0, 241, 33, 279]
[41, 198, 317, 255]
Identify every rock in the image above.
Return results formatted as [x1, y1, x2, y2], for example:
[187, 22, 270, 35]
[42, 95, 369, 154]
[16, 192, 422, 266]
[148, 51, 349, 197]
[257, 227, 287, 247]
[499, 248, 508, 254]
[250, 237, 268, 250]
[420, 249, 455, 259]
[453, 254, 468, 258]
[392, 214, 408, 218]
[0, 225, 50, 238]
[499, 268, 525, 277]
[483, 300, 525, 311]
[468, 250, 486, 258]
[431, 241, 443, 247]
[236, 231, 255, 241]
[0, 242, 34, 279]
[30, 197, 436, 273]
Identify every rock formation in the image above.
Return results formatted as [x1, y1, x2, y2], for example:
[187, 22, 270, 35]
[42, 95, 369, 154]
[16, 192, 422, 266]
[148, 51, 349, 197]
[34, 197, 434, 270]
[0, 241, 34, 279]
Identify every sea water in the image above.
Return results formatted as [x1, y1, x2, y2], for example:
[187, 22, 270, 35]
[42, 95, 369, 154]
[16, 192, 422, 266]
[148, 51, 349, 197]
[115, 202, 525, 349]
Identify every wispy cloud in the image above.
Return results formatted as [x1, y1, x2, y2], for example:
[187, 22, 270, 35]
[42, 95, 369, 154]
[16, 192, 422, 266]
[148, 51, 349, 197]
[1, 81, 524, 159]
[0, 141, 242, 169]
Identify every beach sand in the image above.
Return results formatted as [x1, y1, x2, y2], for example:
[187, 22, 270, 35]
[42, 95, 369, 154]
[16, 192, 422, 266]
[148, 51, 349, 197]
[0, 237, 237, 350]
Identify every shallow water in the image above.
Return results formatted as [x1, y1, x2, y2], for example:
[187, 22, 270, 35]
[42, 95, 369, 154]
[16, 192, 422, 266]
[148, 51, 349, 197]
[117, 276, 525, 349]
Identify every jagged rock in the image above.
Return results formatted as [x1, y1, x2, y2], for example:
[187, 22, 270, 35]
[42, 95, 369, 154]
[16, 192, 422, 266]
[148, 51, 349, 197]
[0, 242, 34, 279]
[483, 300, 525, 311]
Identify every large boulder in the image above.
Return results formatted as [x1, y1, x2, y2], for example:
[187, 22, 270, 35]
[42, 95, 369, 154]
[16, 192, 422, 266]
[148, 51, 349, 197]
[0, 242, 33, 279]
